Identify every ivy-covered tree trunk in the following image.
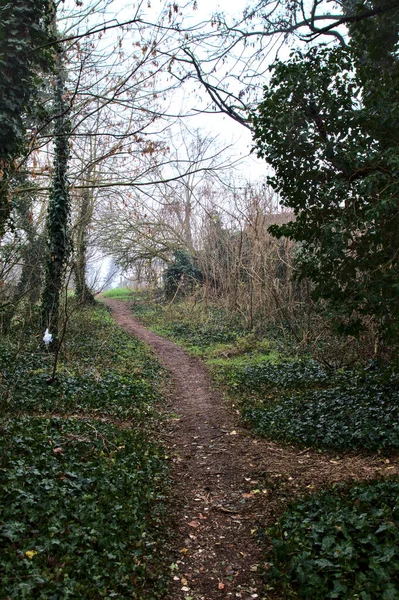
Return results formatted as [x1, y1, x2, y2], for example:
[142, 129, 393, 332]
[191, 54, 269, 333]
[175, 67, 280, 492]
[75, 186, 95, 305]
[15, 186, 46, 305]
[41, 61, 71, 337]
[0, 0, 55, 235]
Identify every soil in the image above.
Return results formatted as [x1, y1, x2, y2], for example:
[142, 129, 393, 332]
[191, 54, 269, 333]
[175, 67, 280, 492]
[103, 298, 399, 600]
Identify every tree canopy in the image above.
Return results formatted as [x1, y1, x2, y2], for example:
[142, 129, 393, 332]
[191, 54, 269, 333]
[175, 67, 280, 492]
[0, 0, 56, 233]
[251, 1, 399, 340]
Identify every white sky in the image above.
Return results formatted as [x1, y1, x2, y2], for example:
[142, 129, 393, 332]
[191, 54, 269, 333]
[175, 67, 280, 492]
[61, 0, 276, 181]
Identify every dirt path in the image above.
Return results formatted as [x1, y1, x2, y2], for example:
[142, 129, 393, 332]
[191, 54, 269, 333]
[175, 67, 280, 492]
[103, 299, 399, 600]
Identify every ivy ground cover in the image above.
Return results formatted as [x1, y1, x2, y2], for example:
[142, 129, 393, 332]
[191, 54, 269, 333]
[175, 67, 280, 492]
[267, 480, 399, 599]
[127, 293, 399, 597]
[0, 303, 169, 599]
[216, 359, 399, 452]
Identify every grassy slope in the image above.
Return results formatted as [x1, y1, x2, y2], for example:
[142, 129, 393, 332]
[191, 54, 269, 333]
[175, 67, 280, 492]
[0, 302, 169, 599]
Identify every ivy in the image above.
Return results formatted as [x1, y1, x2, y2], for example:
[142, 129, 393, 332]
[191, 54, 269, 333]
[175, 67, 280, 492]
[267, 480, 399, 599]
[0, 304, 169, 599]
[163, 250, 202, 299]
[218, 358, 399, 452]
[41, 62, 71, 336]
[0, 0, 55, 234]
[0, 417, 167, 599]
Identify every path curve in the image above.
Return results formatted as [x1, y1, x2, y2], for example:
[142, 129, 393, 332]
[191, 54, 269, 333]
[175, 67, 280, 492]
[103, 299, 399, 600]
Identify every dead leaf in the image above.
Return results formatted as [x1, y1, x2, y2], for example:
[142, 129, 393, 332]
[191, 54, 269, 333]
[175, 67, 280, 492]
[188, 521, 199, 528]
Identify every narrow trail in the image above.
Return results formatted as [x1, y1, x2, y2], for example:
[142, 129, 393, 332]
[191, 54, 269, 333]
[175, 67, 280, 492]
[103, 299, 399, 600]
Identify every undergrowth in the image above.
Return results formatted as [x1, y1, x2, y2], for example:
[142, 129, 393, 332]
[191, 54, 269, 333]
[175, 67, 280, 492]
[119, 289, 399, 598]
[0, 302, 169, 599]
[128, 291, 399, 453]
[216, 360, 399, 452]
[267, 479, 399, 599]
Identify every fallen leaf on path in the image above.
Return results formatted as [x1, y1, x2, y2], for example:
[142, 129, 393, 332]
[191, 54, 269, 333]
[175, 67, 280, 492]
[188, 521, 199, 528]
[250, 564, 258, 572]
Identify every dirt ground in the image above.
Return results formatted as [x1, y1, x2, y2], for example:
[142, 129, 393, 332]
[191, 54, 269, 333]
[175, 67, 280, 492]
[103, 298, 399, 600]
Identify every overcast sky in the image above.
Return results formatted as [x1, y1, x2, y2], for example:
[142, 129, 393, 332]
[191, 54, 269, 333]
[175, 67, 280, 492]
[61, 0, 276, 180]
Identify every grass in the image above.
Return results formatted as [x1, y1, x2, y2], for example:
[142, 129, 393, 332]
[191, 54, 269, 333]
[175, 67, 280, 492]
[102, 286, 134, 299]
[0, 302, 169, 599]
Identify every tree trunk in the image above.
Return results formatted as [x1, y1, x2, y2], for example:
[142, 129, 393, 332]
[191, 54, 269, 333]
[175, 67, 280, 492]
[41, 59, 71, 338]
[75, 186, 94, 304]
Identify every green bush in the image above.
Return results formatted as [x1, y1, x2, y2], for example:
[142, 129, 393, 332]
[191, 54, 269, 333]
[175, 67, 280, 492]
[163, 250, 202, 299]
[267, 480, 399, 599]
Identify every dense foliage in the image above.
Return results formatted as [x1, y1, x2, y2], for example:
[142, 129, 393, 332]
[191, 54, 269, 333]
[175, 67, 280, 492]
[267, 480, 399, 599]
[239, 362, 399, 451]
[0, 304, 169, 598]
[163, 250, 202, 299]
[0, 0, 55, 233]
[251, 2, 399, 341]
